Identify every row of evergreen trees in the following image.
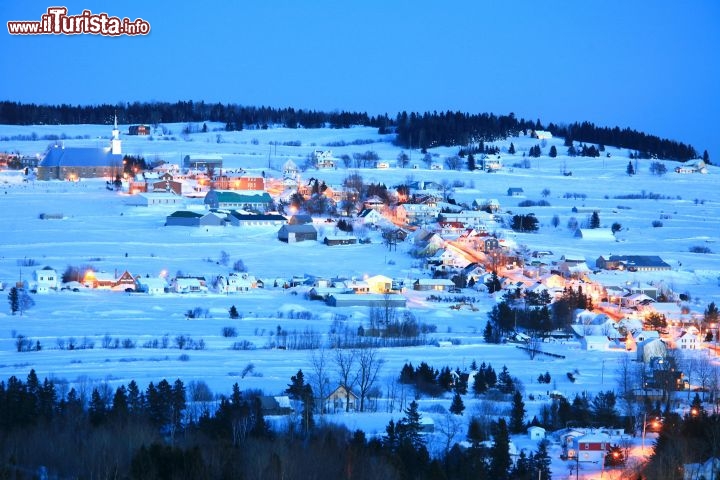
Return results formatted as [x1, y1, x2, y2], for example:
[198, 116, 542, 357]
[0, 100, 384, 130]
[0, 100, 703, 162]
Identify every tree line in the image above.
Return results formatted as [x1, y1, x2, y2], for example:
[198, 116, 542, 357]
[0, 100, 704, 162]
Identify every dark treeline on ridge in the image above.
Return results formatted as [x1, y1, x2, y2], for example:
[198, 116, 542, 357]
[0, 100, 701, 162]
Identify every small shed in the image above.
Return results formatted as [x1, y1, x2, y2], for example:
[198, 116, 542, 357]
[528, 426, 546, 441]
[507, 187, 524, 196]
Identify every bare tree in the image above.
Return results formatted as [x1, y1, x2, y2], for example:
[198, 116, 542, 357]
[309, 347, 331, 414]
[436, 412, 463, 455]
[334, 348, 358, 412]
[525, 333, 542, 360]
[695, 354, 714, 402]
[356, 343, 384, 412]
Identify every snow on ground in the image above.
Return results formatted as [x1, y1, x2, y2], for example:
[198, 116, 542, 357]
[1, 123, 719, 478]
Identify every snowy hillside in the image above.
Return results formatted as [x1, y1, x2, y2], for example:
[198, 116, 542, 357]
[0, 123, 718, 477]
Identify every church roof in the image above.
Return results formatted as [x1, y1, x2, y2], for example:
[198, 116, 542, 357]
[40, 146, 123, 168]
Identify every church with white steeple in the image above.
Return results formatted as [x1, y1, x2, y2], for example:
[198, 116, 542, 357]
[111, 115, 122, 155]
[36, 117, 125, 180]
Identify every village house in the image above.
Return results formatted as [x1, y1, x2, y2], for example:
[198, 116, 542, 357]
[557, 255, 590, 279]
[165, 211, 226, 227]
[481, 155, 502, 172]
[439, 211, 494, 227]
[282, 159, 299, 178]
[323, 235, 358, 246]
[128, 124, 150, 135]
[674, 159, 708, 174]
[325, 386, 358, 413]
[126, 192, 184, 207]
[357, 208, 385, 226]
[136, 276, 168, 295]
[217, 273, 257, 293]
[277, 224, 318, 243]
[675, 328, 702, 350]
[150, 173, 184, 196]
[413, 278, 456, 291]
[395, 203, 440, 225]
[580, 335, 610, 351]
[204, 190, 273, 212]
[595, 255, 671, 272]
[312, 150, 335, 169]
[287, 214, 313, 225]
[83, 270, 137, 291]
[366, 275, 393, 294]
[172, 276, 209, 294]
[32, 267, 59, 293]
[507, 187, 524, 197]
[363, 195, 386, 211]
[532, 130, 553, 140]
[571, 433, 612, 464]
[183, 154, 223, 170]
[229, 212, 287, 227]
[471, 198, 501, 212]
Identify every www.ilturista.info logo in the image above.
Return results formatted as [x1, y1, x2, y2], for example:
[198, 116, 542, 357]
[7, 7, 150, 36]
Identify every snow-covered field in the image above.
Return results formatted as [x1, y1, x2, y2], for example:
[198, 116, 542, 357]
[1, 123, 718, 477]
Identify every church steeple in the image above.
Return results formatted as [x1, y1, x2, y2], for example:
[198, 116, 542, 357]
[111, 114, 122, 155]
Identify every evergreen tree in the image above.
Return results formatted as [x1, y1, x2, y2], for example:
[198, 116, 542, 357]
[509, 390, 526, 433]
[705, 302, 719, 324]
[590, 210, 600, 229]
[89, 388, 107, 426]
[229, 305, 239, 319]
[127, 380, 143, 414]
[489, 418, 512, 480]
[549, 145, 557, 158]
[485, 271, 502, 293]
[703, 149, 710, 164]
[508, 142, 516, 154]
[497, 366, 514, 394]
[449, 392, 465, 415]
[467, 416, 485, 447]
[111, 385, 129, 421]
[397, 400, 425, 450]
[8, 286, 19, 315]
[533, 439, 552, 479]
[467, 153, 476, 170]
[286, 369, 307, 400]
[626, 160, 635, 175]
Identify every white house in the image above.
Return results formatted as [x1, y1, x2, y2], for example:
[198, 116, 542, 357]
[676, 330, 702, 350]
[533, 130, 553, 140]
[172, 276, 209, 294]
[580, 335, 609, 351]
[357, 209, 385, 226]
[125, 192, 183, 207]
[136, 277, 168, 295]
[33, 268, 59, 293]
[217, 273, 257, 293]
[313, 150, 335, 169]
[366, 275, 393, 294]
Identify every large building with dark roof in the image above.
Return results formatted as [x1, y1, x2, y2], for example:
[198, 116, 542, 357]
[37, 117, 124, 181]
[595, 255, 672, 271]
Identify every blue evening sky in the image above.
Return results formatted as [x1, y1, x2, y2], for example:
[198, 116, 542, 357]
[1, 1, 718, 158]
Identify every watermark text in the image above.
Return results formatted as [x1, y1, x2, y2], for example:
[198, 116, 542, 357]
[7, 7, 151, 36]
